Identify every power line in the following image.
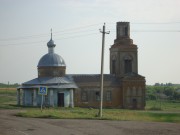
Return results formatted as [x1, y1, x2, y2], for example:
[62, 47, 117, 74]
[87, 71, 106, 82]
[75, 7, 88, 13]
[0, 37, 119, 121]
[0, 32, 99, 46]
[1, 21, 180, 41]
[0, 29, 98, 42]
[0, 29, 179, 46]
[0, 22, 179, 46]
[106, 22, 180, 25]
[132, 22, 180, 24]
[0, 23, 102, 41]
[110, 30, 180, 32]
[132, 30, 180, 32]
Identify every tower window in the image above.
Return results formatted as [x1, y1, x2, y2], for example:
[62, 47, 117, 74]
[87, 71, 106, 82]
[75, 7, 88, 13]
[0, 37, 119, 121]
[125, 27, 128, 36]
[125, 60, 132, 73]
[112, 60, 116, 74]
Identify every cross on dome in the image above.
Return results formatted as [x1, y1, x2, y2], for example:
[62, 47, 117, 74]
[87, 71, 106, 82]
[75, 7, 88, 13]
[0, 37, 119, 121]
[47, 29, 56, 48]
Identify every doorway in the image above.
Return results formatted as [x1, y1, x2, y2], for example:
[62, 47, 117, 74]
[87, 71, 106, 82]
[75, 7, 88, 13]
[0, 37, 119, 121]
[58, 93, 64, 107]
[132, 98, 137, 109]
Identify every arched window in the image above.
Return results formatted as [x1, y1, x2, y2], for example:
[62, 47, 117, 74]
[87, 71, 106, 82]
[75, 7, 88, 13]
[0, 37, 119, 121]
[133, 87, 136, 96]
[127, 87, 130, 96]
[111, 55, 116, 75]
[112, 60, 116, 74]
[138, 87, 142, 96]
[81, 90, 88, 102]
[124, 55, 132, 73]
[125, 27, 128, 36]
[125, 60, 132, 73]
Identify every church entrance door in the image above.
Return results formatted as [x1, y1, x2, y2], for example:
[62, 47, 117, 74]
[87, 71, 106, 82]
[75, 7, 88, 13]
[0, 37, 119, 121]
[58, 93, 64, 107]
[132, 98, 137, 109]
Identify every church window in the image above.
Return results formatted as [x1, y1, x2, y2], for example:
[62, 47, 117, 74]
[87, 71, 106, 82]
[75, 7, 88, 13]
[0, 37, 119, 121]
[133, 87, 136, 96]
[136, 89, 138, 96]
[106, 91, 112, 101]
[127, 87, 130, 96]
[125, 27, 128, 36]
[112, 60, 116, 74]
[138, 97, 142, 104]
[117, 27, 119, 38]
[53, 71, 57, 76]
[138, 87, 142, 96]
[81, 91, 88, 102]
[126, 97, 130, 104]
[95, 91, 100, 101]
[124, 59, 132, 73]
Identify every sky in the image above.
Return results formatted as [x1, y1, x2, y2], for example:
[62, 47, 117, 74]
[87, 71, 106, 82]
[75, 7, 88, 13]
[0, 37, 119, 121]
[0, 0, 180, 85]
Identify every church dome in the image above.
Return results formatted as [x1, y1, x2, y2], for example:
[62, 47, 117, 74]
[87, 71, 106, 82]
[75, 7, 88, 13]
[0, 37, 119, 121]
[37, 53, 66, 67]
[37, 30, 66, 77]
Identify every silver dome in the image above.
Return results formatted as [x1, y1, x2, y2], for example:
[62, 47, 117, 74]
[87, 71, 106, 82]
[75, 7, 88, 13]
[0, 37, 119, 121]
[38, 53, 66, 67]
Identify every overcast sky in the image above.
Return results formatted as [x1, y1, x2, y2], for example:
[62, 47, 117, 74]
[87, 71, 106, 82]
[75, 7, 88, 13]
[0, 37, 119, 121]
[0, 0, 180, 85]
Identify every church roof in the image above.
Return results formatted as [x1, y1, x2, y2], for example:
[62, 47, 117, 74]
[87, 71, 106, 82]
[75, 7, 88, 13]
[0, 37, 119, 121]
[22, 77, 72, 85]
[18, 76, 77, 89]
[37, 30, 66, 67]
[69, 74, 121, 86]
[18, 74, 120, 89]
[121, 72, 145, 80]
[124, 72, 144, 77]
[37, 53, 66, 67]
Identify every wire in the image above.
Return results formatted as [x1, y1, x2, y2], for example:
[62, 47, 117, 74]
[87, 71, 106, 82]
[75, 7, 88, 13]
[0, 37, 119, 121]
[0, 23, 102, 41]
[0, 22, 179, 46]
[110, 30, 180, 32]
[0, 29, 98, 42]
[1, 21, 180, 41]
[106, 22, 180, 24]
[132, 30, 180, 32]
[132, 22, 180, 24]
[0, 32, 99, 46]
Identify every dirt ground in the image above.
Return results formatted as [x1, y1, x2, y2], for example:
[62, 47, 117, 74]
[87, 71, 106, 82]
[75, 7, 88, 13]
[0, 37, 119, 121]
[0, 109, 179, 135]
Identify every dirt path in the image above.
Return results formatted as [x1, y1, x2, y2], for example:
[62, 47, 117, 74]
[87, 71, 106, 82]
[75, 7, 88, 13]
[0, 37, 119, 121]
[0, 109, 179, 135]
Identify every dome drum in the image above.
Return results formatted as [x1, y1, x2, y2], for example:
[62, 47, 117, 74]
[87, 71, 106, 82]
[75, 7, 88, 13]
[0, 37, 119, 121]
[38, 66, 66, 77]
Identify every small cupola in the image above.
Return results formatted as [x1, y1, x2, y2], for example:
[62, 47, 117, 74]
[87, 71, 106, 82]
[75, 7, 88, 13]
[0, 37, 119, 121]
[37, 29, 66, 77]
[47, 29, 56, 53]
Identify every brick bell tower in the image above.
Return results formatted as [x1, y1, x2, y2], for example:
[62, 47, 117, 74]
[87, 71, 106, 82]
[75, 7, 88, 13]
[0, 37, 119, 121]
[110, 22, 138, 77]
[110, 22, 146, 109]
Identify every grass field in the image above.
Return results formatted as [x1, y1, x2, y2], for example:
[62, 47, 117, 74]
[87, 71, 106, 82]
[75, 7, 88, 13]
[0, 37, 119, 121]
[0, 88, 17, 109]
[146, 100, 180, 111]
[1, 88, 180, 123]
[15, 108, 180, 123]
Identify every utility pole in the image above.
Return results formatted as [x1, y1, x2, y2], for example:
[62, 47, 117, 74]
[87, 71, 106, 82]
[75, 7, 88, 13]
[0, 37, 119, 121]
[99, 23, 110, 117]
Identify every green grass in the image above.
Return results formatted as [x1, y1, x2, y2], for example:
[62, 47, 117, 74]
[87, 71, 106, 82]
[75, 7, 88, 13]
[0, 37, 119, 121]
[1, 88, 180, 123]
[16, 107, 180, 123]
[146, 100, 180, 111]
[0, 89, 19, 109]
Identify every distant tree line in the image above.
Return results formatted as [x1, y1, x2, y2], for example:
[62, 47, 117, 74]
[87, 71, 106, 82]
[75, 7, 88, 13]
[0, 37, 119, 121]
[146, 85, 180, 101]
[0, 83, 20, 88]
